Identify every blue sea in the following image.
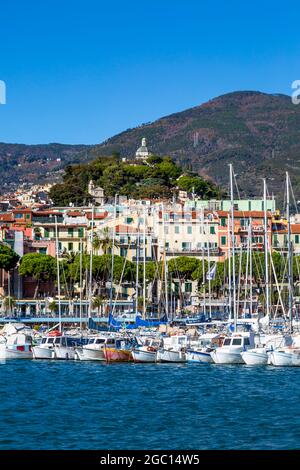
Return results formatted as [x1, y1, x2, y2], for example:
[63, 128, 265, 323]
[0, 360, 299, 450]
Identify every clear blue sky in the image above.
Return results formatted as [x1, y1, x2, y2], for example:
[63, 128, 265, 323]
[0, 0, 299, 144]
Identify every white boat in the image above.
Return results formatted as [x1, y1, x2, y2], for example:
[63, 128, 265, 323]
[0, 332, 33, 359]
[132, 337, 161, 363]
[186, 348, 213, 363]
[211, 333, 255, 364]
[32, 332, 75, 360]
[186, 333, 223, 363]
[241, 334, 292, 366]
[269, 348, 300, 367]
[75, 336, 115, 361]
[156, 335, 187, 363]
[241, 347, 269, 365]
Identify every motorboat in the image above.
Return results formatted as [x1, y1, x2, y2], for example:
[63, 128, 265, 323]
[76, 336, 115, 361]
[156, 335, 187, 363]
[187, 333, 224, 364]
[0, 332, 33, 359]
[210, 333, 255, 364]
[103, 337, 135, 362]
[32, 330, 77, 360]
[241, 334, 292, 365]
[132, 337, 162, 363]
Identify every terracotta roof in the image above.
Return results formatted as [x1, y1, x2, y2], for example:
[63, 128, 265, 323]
[86, 211, 108, 220]
[115, 224, 138, 234]
[216, 210, 272, 218]
[0, 213, 14, 222]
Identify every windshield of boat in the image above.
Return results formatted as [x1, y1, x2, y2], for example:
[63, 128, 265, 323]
[223, 338, 231, 346]
[41, 338, 47, 344]
[95, 339, 105, 344]
[47, 338, 55, 344]
[232, 338, 242, 345]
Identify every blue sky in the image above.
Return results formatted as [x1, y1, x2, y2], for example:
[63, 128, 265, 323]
[0, 0, 299, 144]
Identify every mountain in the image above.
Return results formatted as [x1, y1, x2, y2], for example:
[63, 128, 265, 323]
[0, 143, 89, 192]
[92, 91, 300, 200]
[2, 91, 300, 201]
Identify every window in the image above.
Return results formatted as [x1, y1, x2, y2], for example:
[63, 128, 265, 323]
[26, 214, 30, 219]
[185, 282, 192, 293]
[175, 225, 180, 234]
[68, 242, 73, 251]
[221, 236, 227, 246]
[39, 248, 47, 254]
[221, 218, 226, 227]
[210, 226, 215, 235]
[187, 226, 192, 234]
[182, 242, 191, 251]
[295, 235, 300, 244]
[120, 248, 128, 257]
[68, 228, 73, 237]
[244, 338, 250, 346]
[44, 229, 49, 238]
[78, 227, 84, 238]
[232, 338, 242, 345]
[126, 217, 133, 224]
[223, 338, 231, 346]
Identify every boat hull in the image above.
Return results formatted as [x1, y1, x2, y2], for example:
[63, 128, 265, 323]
[211, 349, 243, 364]
[132, 348, 157, 363]
[32, 346, 55, 359]
[241, 350, 268, 365]
[104, 347, 133, 362]
[269, 350, 300, 367]
[186, 349, 213, 363]
[75, 347, 106, 361]
[157, 349, 187, 363]
[53, 346, 75, 360]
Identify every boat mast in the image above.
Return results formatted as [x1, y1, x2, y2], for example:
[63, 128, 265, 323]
[143, 206, 147, 320]
[249, 218, 253, 316]
[263, 179, 270, 318]
[88, 205, 94, 319]
[55, 215, 62, 333]
[135, 218, 140, 317]
[227, 214, 232, 319]
[201, 209, 206, 318]
[286, 172, 293, 333]
[79, 237, 83, 332]
[229, 164, 237, 331]
[109, 194, 117, 315]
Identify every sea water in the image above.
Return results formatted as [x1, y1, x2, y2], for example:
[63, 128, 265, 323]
[0, 360, 299, 450]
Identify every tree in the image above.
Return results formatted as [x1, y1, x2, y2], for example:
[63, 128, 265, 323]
[0, 244, 19, 272]
[92, 295, 105, 316]
[2, 296, 16, 315]
[19, 253, 56, 298]
[93, 228, 120, 255]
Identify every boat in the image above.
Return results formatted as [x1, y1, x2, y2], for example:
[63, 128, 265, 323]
[210, 333, 255, 364]
[76, 336, 116, 361]
[0, 332, 33, 359]
[186, 333, 223, 364]
[104, 337, 134, 362]
[32, 330, 76, 360]
[132, 337, 162, 363]
[268, 347, 300, 367]
[241, 334, 292, 365]
[156, 335, 187, 363]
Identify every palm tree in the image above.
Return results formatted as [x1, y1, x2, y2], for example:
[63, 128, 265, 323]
[92, 295, 106, 317]
[93, 228, 120, 255]
[48, 301, 57, 315]
[2, 296, 16, 315]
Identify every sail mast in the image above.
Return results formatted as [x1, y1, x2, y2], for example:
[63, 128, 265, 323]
[55, 215, 62, 332]
[286, 172, 293, 333]
[88, 205, 94, 319]
[263, 179, 270, 318]
[229, 164, 237, 331]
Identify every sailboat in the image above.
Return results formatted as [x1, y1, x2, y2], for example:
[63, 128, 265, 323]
[269, 173, 300, 366]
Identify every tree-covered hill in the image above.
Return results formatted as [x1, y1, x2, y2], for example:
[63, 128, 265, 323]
[49, 155, 220, 206]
